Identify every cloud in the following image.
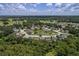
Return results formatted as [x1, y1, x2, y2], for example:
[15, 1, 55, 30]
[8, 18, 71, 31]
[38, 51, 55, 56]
[70, 6, 79, 11]
[29, 8, 38, 12]
[0, 4, 4, 9]
[32, 4, 37, 7]
[18, 4, 26, 10]
[54, 3, 62, 7]
[0, 3, 79, 16]
[46, 3, 52, 6]
[53, 4, 75, 12]
[0, 9, 27, 15]
[30, 3, 40, 7]
[0, 4, 27, 15]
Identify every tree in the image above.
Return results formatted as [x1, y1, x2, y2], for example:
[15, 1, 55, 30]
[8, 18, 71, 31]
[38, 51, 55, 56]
[46, 49, 57, 56]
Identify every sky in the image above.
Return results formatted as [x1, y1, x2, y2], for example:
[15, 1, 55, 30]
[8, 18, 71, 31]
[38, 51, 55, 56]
[0, 3, 79, 16]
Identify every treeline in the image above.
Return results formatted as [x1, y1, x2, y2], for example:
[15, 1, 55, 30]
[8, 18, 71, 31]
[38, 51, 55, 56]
[0, 16, 79, 23]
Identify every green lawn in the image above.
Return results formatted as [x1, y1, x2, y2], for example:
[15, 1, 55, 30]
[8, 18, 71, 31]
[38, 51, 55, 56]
[33, 29, 57, 35]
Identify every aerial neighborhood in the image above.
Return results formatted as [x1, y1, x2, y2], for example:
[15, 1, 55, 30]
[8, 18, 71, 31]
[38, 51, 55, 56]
[0, 16, 79, 56]
[12, 20, 76, 41]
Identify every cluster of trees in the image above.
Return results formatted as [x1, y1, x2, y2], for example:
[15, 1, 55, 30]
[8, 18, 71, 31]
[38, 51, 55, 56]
[0, 33, 79, 56]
